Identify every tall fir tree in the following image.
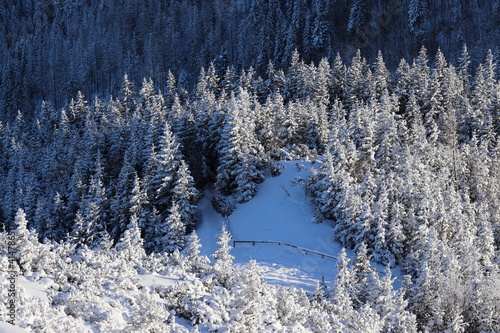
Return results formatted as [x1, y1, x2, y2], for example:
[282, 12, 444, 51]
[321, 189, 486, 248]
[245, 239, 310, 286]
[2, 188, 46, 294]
[212, 225, 235, 287]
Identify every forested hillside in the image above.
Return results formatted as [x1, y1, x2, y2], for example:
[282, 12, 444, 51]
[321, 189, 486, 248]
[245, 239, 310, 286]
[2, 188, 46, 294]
[1, 0, 499, 117]
[1, 0, 500, 331]
[1, 45, 499, 331]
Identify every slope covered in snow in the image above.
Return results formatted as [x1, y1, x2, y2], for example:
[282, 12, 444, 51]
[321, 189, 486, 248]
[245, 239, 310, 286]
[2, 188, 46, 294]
[197, 160, 398, 292]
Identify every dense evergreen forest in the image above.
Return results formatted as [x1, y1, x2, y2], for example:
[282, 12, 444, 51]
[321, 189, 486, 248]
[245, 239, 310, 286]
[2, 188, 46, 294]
[1, 0, 500, 331]
[1, 0, 499, 116]
[1, 45, 499, 331]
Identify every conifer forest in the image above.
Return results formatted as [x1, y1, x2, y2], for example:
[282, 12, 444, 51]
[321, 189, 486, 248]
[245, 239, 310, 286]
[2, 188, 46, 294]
[0, 1, 499, 332]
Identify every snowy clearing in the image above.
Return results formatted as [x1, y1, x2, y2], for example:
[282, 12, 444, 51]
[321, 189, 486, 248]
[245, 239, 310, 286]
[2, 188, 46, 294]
[197, 160, 402, 291]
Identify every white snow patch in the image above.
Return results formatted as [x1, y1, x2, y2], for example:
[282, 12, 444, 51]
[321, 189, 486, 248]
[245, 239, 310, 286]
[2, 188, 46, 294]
[17, 275, 53, 302]
[138, 273, 179, 289]
[0, 321, 31, 333]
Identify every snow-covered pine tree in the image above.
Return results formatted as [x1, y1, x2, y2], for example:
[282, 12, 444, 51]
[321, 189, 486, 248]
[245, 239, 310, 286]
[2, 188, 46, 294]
[182, 231, 210, 275]
[229, 260, 271, 330]
[159, 202, 186, 253]
[330, 248, 355, 325]
[371, 51, 391, 100]
[143, 121, 182, 218]
[74, 154, 109, 248]
[214, 89, 267, 203]
[12, 208, 53, 274]
[171, 160, 199, 232]
[212, 225, 235, 287]
[351, 242, 375, 308]
[115, 213, 145, 266]
[109, 151, 137, 241]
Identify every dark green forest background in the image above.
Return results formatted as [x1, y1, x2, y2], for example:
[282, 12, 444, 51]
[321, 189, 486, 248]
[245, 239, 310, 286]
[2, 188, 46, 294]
[1, 0, 499, 117]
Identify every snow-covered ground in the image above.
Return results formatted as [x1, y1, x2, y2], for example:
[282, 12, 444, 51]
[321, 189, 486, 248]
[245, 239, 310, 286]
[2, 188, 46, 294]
[0, 321, 30, 333]
[197, 160, 403, 292]
[197, 161, 343, 292]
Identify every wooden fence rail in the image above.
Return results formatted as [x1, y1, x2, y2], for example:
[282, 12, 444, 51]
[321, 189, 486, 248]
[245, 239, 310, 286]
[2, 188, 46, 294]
[232, 240, 387, 275]
[232, 240, 337, 260]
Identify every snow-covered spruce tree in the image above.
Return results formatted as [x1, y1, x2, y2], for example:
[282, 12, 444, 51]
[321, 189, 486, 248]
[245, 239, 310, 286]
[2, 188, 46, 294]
[40, 192, 68, 242]
[117, 74, 137, 117]
[128, 172, 151, 230]
[211, 225, 235, 287]
[286, 98, 329, 155]
[256, 91, 286, 156]
[370, 51, 391, 101]
[124, 289, 186, 332]
[330, 53, 346, 101]
[11, 208, 54, 274]
[171, 160, 200, 232]
[73, 154, 108, 248]
[214, 89, 268, 204]
[307, 0, 331, 63]
[329, 247, 387, 331]
[404, 228, 465, 332]
[373, 94, 401, 172]
[141, 122, 197, 252]
[67, 91, 90, 132]
[166, 92, 188, 140]
[143, 121, 182, 218]
[457, 45, 472, 97]
[275, 285, 311, 328]
[265, 62, 286, 95]
[182, 231, 210, 275]
[330, 248, 355, 320]
[471, 54, 498, 145]
[229, 260, 274, 330]
[109, 151, 137, 241]
[351, 242, 375, 308]
[137, 77, 157, 123]
[115, 213, 146, 267]
[284, 49, 307, 101]
[159, 202, 186, 253]
[189, 68, 223, 181]
[220, 66, 239, 96]
[343, 50, 370, 110]
[411, 46, 431, 107]
[370, 182, 395, 267]
[309, 133, 355, 225]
